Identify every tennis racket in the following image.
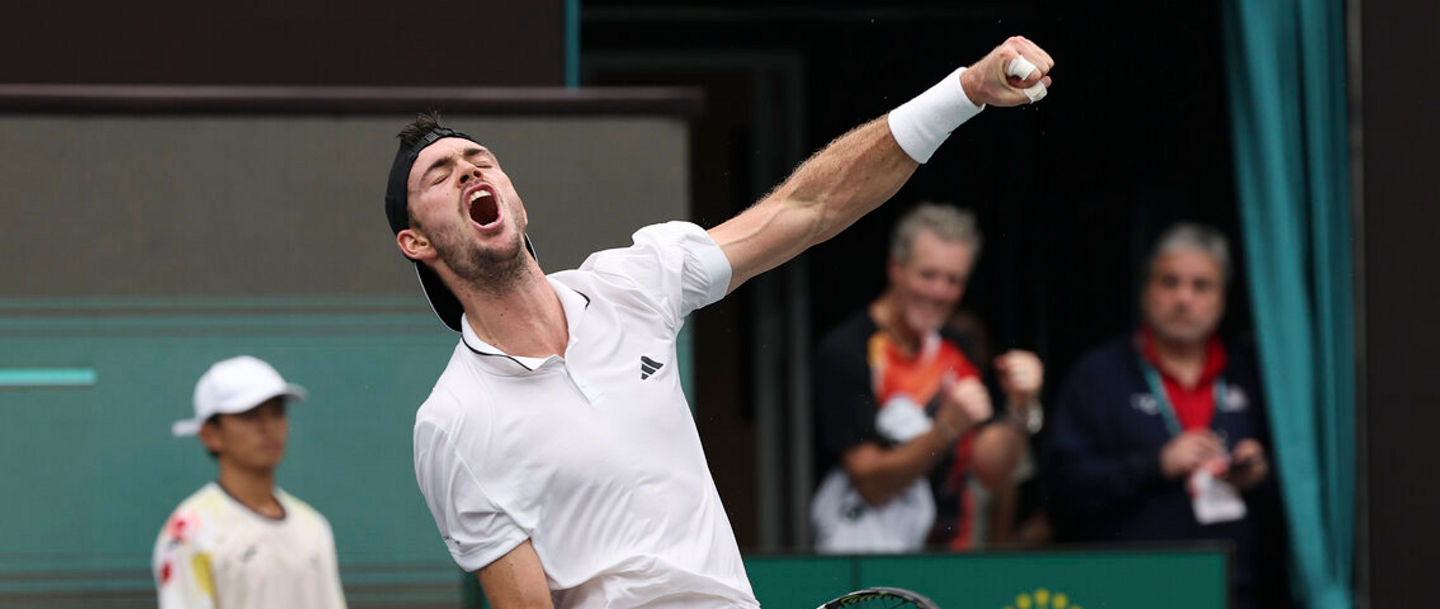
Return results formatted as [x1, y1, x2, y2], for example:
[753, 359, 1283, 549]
[815, 587, 941, 609]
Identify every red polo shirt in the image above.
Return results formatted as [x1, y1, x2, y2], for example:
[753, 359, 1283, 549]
[1140, 327, 1228, 431]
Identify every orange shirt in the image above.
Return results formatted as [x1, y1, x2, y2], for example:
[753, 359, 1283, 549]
[867, 330, 980, 408]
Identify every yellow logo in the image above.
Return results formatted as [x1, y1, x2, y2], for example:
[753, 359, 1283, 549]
[1004, 588, 1082, 609]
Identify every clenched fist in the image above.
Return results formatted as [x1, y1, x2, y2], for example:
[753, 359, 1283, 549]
[994, 350, 1044, 406]
[961, 36, 1055, 107]
[935, 375, 993, 442]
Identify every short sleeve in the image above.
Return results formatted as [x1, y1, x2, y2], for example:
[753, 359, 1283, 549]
[153, 512, 217, 609]
[577, 221, 733, 327]
[413, 420, 528, 572]
[315, 516, 349, 609]
[814, 326, 882, 458]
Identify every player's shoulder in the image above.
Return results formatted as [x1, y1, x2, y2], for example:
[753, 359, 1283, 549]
[418, 344, 489, 417]
[416, 384, 476, 433]
[155, 483, 228, 549]
[169, 482, 228, 517]
[275, 489, 333, 529]
[617, 221, 714, 255]
[573, 221, 715, 276]
[561, 221, 726, 317]
[415, 357, 495, 449]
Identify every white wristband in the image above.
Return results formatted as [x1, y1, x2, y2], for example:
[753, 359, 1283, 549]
[886, 66, 985, 164]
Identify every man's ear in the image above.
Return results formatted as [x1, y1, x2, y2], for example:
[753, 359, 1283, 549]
[198, 419, 223, 455]
[397, 228, 436, 261]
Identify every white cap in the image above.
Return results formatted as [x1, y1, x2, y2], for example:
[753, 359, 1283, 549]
[172, 355, 307, 437]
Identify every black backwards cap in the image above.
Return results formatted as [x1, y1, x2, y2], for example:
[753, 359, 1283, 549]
[384, 124, 537, 332]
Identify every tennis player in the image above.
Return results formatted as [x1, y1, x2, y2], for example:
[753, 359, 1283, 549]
[388, 36, 1054, 609]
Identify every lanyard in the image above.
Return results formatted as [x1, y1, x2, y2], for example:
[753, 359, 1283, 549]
[1136, 356, 1227, 438]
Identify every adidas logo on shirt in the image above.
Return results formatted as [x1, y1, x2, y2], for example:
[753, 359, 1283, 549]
[640, 356, 664, 380]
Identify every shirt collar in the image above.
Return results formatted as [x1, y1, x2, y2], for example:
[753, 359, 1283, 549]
[1138, 325, 1228, 388]
[459, 277, 592, 374]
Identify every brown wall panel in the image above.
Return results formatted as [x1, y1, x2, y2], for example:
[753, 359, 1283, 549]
[2, 0, 563, 86]
[0, 113, 687, 299]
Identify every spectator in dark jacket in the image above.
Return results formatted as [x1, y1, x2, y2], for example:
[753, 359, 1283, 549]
[1044, 223, 1289, 609]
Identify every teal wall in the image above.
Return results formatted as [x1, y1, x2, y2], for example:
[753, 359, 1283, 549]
[0, 298, 458, 573]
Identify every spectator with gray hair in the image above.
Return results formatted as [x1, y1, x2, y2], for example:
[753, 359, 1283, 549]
[1043, 222, 1289, 608]
[811, 202, 1046, 553]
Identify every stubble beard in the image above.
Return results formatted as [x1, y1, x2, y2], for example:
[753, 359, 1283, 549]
[1151, 313, 1216, 347]
[438, 229, 529, 296]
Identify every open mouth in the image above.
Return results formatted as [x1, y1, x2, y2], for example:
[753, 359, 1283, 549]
[468, 186, 500, 227]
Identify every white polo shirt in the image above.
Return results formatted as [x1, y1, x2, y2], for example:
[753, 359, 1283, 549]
[412, 222, 759, 609]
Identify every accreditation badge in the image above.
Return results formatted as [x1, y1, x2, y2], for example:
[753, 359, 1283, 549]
[1189, 466, 1247, 524]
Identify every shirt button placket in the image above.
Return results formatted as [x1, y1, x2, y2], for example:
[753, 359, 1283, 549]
[562, 363, 597, 404]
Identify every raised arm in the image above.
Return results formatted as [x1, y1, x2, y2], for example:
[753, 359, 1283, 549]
[709, 36, 1054, 293]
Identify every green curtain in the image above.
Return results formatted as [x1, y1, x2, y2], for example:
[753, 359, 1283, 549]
[1221, 1, 1354, 608]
